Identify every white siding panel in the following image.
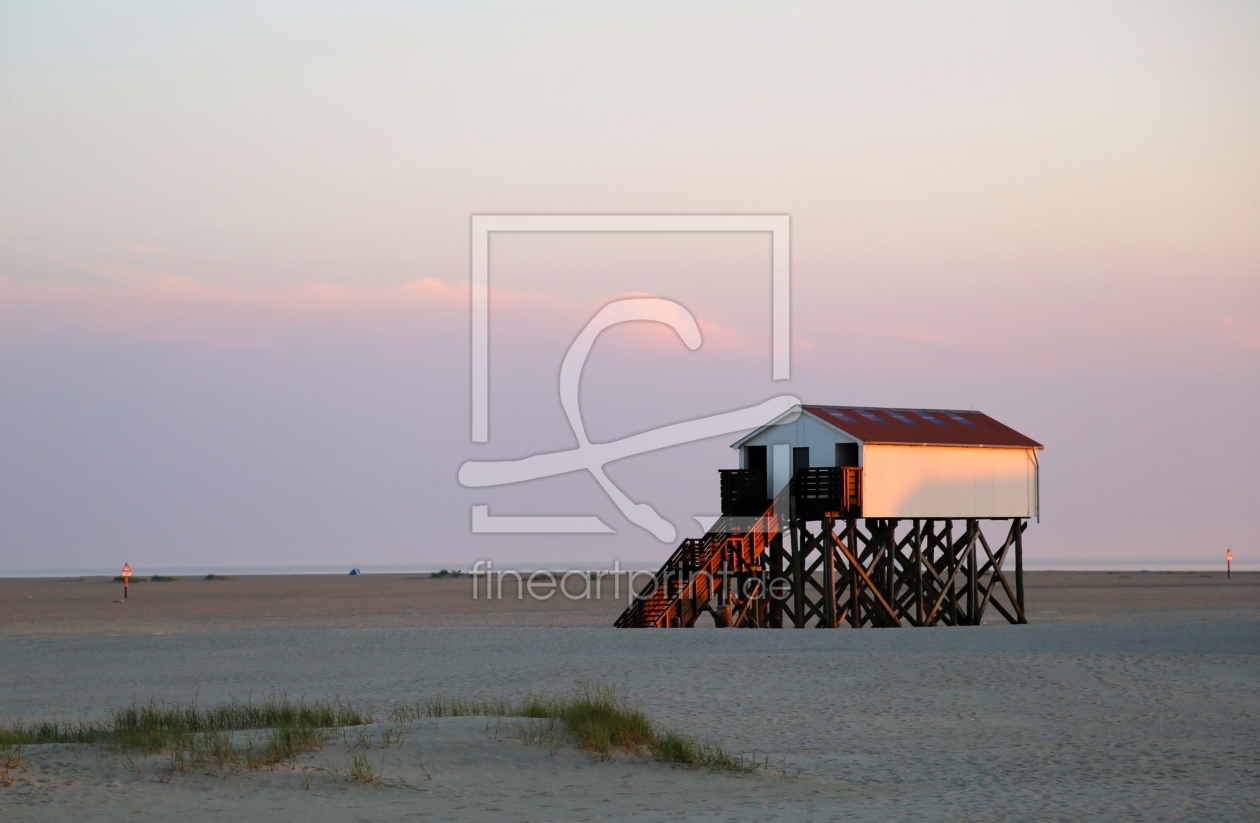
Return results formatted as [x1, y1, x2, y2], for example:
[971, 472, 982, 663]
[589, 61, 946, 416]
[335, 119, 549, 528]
[862, 445, 1036, 518]
[771, 444, 791, 497]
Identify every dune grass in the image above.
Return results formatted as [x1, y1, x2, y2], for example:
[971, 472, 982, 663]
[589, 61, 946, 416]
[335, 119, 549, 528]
[1, 696, 370, 779]
[393, 683, 758, 772]
[0, 685, 760, 777]
[0, 696, 369, 748]
[0, 743, 25, 785]
[203, 574, 232, 580]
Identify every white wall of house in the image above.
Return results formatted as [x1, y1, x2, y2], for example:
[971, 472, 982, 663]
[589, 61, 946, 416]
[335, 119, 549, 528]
[771, 444, 791, 497]
[861, 445, 1039, 519]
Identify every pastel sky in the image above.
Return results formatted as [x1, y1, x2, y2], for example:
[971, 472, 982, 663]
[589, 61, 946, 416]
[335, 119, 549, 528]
[1, 1, 1257, 572]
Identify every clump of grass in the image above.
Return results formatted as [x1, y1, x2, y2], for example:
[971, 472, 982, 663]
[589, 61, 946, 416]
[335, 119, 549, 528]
[204, 574, 232, 581]
[430, 569, 464, 578]
[539, 684, 753, 770]
[343, 727, 373, 751]
[399, 683, 757, 773]
[0, 718, 110, 747]
[2, 696, 383, 786]
[263, 726, 328, 763]
[149, 575, 180, 582]
[112, 696, 370, 739]
[166, 731, 233, 773]
[2, 696, 370, 752]
[651, 731, 759, 772]
[0, 743, 25, 785]
[552, 683, 654, 757]
[347, 751, 376, 783]
[389, 691, 555, 722]
[113, 576, 145, 583]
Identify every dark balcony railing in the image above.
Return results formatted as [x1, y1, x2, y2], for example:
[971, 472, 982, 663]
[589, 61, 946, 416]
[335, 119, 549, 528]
[721, 466, 862, 519]
[791, 467, 863, 520]
[719, 469, 769, 516]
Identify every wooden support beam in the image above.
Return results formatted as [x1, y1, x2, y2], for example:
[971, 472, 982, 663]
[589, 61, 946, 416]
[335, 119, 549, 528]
[912, 520, 925, 626]
[1014, 518, 1026, 623]
[847, 517, 861, 628]
[974, 527, 1007, 623]
[976, 522, 1026, 625]
[789, 516, 806, 628]
[945, 520, 958, 625]
[923, 520, 979, 627]
[967, 519, 979, 625]
[831, 530, 901, 626]
[821, 516, 837, 628]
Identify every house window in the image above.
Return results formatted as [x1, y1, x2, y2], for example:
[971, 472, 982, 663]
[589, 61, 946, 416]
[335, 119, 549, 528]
[835, 443, 858, 467]
[793, 447, 810, 477]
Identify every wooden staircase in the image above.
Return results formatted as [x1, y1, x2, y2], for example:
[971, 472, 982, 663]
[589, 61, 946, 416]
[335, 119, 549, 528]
[614, 485, 787, 628]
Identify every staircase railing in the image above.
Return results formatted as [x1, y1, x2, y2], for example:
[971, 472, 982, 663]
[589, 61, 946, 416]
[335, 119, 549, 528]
[615, 483, 789, 628]
[614, 466, 863, 628]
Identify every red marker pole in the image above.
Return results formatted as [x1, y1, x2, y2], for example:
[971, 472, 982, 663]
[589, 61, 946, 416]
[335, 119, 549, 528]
[1226, 550, 1232, 580]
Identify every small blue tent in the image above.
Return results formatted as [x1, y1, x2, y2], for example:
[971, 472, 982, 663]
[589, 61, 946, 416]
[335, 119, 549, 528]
[348, 568, 361, 575]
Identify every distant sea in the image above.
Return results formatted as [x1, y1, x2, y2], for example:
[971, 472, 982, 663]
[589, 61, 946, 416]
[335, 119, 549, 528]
[0, 561, 663, 578]
[0, 560, 1250, 578]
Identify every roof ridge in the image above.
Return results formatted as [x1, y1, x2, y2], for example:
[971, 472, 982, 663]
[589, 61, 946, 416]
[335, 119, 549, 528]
[806, 404, 983, 415]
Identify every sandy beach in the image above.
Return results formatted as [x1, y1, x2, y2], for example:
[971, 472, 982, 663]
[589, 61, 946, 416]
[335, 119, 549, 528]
[2, 571, 1257, 821]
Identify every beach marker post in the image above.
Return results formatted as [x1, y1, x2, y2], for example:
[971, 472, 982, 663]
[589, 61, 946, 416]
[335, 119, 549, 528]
[121, 563, 132, 600]
[1226, 549, 1232, 579]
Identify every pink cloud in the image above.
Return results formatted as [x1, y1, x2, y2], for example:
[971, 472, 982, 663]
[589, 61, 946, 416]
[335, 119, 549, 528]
[1221, 315, 1260, 351]
[0, 275, 765, 357]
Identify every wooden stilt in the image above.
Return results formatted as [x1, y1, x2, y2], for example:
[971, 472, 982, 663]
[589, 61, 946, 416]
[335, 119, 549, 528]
[789, 516, 806, 628]
[913, 519, 924, 627]
[769, 529, 784, 628]
[821, 515, 837, 628]
[848, 517, 861, 628]
[945, 520, 958, 625]
[967, 519, 979, 625]
[1014, 518, 1026, 623]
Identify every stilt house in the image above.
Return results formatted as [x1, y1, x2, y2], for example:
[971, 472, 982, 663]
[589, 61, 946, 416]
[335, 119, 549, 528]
[616, 404, 1043, 630]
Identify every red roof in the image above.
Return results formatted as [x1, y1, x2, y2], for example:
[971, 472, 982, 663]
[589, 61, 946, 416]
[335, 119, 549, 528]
[804, 406, 1042, 449]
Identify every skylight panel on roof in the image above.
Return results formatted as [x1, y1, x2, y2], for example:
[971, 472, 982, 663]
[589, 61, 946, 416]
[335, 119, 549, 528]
[945, 412, 978, 426]
[855, 409, 888, 424]
[886, 410, 920, 426]
[917, 412, 948, 426]
[823, 408, 856, 423]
